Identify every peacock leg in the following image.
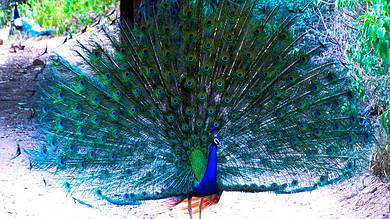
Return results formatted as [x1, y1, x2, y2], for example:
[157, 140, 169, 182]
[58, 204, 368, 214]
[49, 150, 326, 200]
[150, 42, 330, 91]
[198, 197, 203, 219]
[188, 197, 193, 219]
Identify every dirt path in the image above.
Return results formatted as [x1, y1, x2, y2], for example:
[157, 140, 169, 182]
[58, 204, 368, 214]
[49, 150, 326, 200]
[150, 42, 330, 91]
[0, 35, 388, 219]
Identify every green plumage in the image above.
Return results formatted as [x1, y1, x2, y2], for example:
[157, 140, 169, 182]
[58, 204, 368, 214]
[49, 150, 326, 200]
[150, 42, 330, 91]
[27, 0, 372, 207]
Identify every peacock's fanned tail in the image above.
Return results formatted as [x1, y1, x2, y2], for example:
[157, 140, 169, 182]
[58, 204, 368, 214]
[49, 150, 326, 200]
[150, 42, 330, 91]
[26, 0, 372, 207]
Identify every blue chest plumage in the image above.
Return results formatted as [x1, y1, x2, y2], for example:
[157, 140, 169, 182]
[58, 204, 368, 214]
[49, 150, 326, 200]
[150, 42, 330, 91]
[193, 144, 218, 197]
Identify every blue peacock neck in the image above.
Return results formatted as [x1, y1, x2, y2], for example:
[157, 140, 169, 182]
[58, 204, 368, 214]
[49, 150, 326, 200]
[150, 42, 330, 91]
[192, 141, 219, 197]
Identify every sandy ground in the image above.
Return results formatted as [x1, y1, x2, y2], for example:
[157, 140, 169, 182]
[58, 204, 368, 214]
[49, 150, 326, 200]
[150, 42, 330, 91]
[0, 31, 389, 219]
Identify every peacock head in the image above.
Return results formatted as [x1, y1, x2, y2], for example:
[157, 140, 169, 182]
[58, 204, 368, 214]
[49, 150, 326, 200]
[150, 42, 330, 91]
[212, 136, 221, 148]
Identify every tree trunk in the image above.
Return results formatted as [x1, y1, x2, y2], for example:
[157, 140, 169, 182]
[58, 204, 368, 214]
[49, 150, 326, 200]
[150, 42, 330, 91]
[120, 0, 142, 26]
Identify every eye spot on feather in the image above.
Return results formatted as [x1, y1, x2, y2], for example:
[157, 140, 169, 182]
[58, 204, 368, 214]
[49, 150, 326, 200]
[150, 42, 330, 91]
[273, 91, 279, 97]
[347, 161, 353, 169]
[93, 50, 101, 57]
[59, 121, 64, 127]
[350, 115, 356, 123]
[226, 35, 232, 41]
[120, 48, 126, 55]
[106, 73, 111, 80]
[64, 182, 71, 189]
[280, 32, 288, 39]
[363, 132, 370, 141]
[334, 123, 340, 130]
[81, 161, 87, 168]
[347, 135, 353, 143]
[299, 55, 308, 62]
[291, 180, 298, 186]
[306, 149, 316, 157]
[245, 53, 251, 59]
[186, 8, 192, 16]
[80, 80, 85, 86]
[59, 92, 64, 99]
[297, 101, 303, 107]
[326, 146, 333, 155]
[346, 90, 354, 99]
[43, 106, 48, 113]
[315, 111, 321, 117]
[288, 76, 294, 81]
[75, 105, 81, 111]
[116, 91, 121, 97]
[96, 189, 102, 196]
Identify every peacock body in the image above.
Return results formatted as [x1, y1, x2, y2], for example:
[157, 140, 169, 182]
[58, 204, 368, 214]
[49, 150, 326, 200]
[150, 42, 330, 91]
[11, 3, 54, 38]
[27, 0, 372, 217]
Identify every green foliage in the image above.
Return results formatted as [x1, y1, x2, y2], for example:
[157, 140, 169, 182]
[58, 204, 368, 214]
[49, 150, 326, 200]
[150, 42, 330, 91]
[358, 0, 390, 64]
[336, 0, 389, 179]
[18, 0, 118, 35]
[0, 9, 6, 28]
[339, 0, 389, 103]
[381, 109, 390, 137]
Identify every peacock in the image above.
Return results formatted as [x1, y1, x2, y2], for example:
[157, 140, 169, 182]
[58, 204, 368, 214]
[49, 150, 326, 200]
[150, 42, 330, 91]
[26, 0, 373, 218]
[11, 2, 54, 38]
